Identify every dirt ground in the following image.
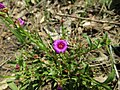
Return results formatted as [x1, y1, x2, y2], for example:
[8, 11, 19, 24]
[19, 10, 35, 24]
[0, 0, 120, 90]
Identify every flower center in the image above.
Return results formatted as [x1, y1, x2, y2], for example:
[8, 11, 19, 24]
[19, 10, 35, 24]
[57, 42, 65, 49]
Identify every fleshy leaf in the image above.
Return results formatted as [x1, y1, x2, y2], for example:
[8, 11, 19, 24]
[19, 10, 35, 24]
[7, 81, 18, 90]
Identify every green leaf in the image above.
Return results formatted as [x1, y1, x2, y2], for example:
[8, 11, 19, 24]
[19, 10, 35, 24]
[87, 36, 92, 48]
[7, 81, 18, 90]
[37, 42, 47, 51]
[103, 68, 115, 84]
[5, 16, 14, 24]
[0, 75, 15, 79]
[43, 71, 49, 75]
[0, 11, 6, 16]
[83, 34, 93, 49]
[0, 16, 26, 43]
[81, 62, 89, 74]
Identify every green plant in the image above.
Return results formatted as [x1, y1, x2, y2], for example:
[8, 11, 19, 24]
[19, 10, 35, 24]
[10, 30, 114, 90]
[2, 21, 113, 89]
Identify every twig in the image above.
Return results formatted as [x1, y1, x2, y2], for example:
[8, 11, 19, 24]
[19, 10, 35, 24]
[90, 63, 111, 68]
[0, 56, 12, 68]
[56, 14, 120, 25]
[22, 0, 45, 17]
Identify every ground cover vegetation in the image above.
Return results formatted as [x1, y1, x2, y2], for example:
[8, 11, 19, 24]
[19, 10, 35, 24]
[0, 0, 120, 90]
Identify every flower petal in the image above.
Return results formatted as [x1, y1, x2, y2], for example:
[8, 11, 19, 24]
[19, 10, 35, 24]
[18, 18, 25, 26]
[53, 40, 68, 53]
[0, 3, 5, 9]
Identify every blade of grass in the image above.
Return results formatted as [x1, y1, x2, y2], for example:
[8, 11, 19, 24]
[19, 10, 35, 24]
[0, 16, 26, 43]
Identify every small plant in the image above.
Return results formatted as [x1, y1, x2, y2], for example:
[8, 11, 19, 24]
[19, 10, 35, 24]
[10, 30, 114, 90]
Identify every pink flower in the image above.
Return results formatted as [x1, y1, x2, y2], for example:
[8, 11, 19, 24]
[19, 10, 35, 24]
[0, 3, 5, 9]
[57, 85, 62, 90]
[53, 40, 68, 54]
[18, 18, 25, 26]
[16, 64, 20, 71]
